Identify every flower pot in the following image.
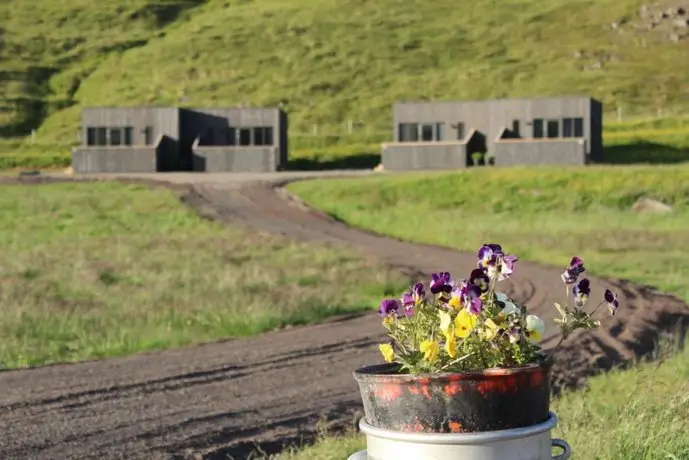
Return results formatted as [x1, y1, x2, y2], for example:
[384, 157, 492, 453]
[353, 360, 551, 433]
[348, 411, 571, 460]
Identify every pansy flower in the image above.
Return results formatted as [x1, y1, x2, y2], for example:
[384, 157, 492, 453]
[561, 256, 585, 285]
[430, 272, 453, 294]
[525, 315, 545, 343]
[420, 339, 440, 363]
[477, 244, 504, 268]
[469, 269, 490, 293]
[379, 343, 395, 363]
[496, 292, 519, 316]
[572, 278, 590, 308]
[478, 244, 503, 279]
[477, 244, 517, 281]
[466, 288, 483, 314]
[458, 281, 483, 314]
[438, 310, 452, 334]
[378, 298, 401, 317]
[483, 317, 499, 340]
[401, 291, 414, 309]
[444, 330, 457, 358]
[448, 284, 463, 310]
[604, 289, 620, 316]
[401, 282, 425, 316]
[412, 282, 425, 301]
[454, 309, 477, 338]
[498, 254, 518, 281]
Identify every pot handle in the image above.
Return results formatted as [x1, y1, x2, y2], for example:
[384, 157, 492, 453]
[552, 438, 571, 460]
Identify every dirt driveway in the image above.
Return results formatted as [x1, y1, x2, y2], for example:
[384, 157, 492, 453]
[0, 173, 687, 460]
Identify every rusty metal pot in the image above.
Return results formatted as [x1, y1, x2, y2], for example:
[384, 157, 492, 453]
[353, 361, 552, 433]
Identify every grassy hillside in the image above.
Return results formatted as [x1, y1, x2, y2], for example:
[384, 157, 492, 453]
[4, 0, 689, 157]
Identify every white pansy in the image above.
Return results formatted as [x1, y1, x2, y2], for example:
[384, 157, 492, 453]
[496, 292, 519, 316]
[526, 315, 545, 342]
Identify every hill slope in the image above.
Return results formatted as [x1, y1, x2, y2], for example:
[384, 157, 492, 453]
[3, 0, 689, 152]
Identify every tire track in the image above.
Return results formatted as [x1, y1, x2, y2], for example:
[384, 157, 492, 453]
[0, 173, 686, 460]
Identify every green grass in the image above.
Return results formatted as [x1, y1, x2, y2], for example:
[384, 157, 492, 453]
[4, 0, 689, 164]
[277, 343, 689, 460]
[284, 165, 689, 459]
[0, 181, 406, 368]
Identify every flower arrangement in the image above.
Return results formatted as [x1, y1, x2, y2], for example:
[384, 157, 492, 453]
[377, 244, 620, 374]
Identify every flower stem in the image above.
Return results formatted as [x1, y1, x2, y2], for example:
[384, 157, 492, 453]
[589, 301, 606, 316]
[439, 352, 476, 370]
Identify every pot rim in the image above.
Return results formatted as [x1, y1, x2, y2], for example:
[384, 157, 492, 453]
[353, 356, 552, 382]
[359, 412, 557, 444]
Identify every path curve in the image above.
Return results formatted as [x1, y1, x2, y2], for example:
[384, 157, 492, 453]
[0, 172, 687, 460]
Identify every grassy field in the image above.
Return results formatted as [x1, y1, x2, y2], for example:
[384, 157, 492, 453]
[4, 0, 689, 163]
[278, 343, 689, 459]
[284, 165, 689, 459]
[0, 181, 405, 368]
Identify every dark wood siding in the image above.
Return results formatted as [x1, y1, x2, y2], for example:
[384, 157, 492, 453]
[392, 96, 600, 161]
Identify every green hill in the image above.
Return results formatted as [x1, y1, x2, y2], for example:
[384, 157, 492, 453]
[3, 0, 689, 156]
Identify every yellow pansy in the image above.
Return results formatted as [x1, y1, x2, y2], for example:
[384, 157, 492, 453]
[483, 318, 499, 340]
[379, 343, 395, 363]
[420, 339, 440, 363]
[454, 309, 477, 338]
[444, 331, 457, 358]
[438, 310, 452, 334]
[448, 294, 462, 310]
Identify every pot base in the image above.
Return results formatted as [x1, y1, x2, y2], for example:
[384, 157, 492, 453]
[350, 412, 571, 460]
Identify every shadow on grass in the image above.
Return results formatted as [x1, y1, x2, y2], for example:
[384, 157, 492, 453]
[601, 141, 689, 164]
[285, 153, 380, 171]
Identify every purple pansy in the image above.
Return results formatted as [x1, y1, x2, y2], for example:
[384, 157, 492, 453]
[430, 272, 453, 294]
[459, 282, 483, 314]
[561, 256, 585, 285]
[467, 295, 483, 315]
[401, 291, 414, 308]
[604, 289, 620, 316]
[412, 282, 425, 299]
[378, 298, 401, 317]
[477, 244, 504, 269]
[400, 292, 415, 317]
[477, 244, 517, 281]
[469, 269, 490, 293]
[401, 282, 426, 316]
[572, 278, 591, 308]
